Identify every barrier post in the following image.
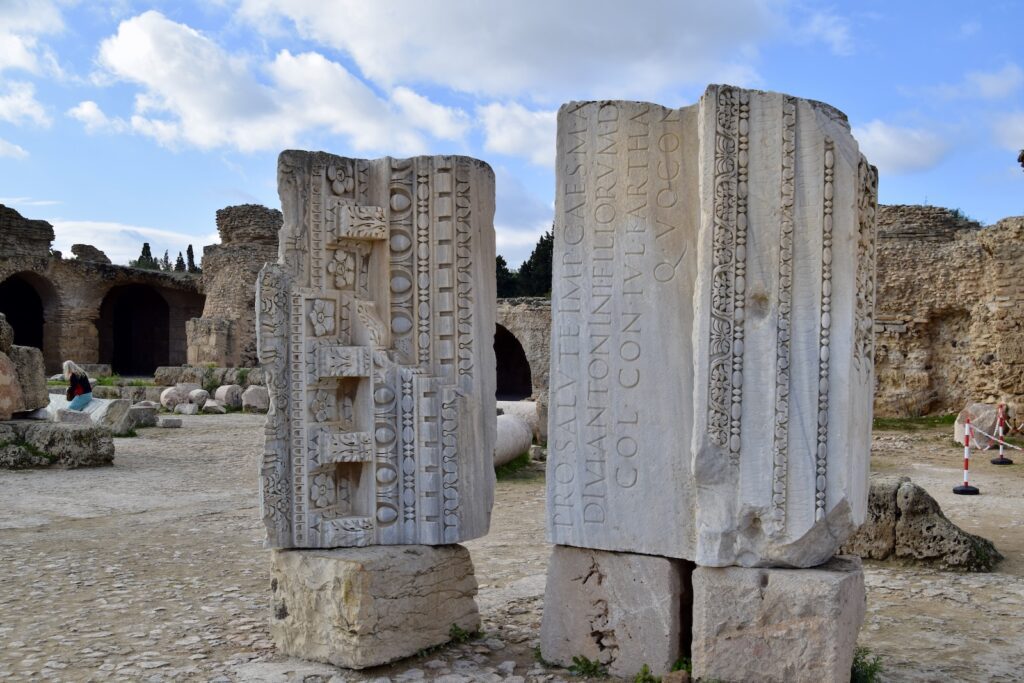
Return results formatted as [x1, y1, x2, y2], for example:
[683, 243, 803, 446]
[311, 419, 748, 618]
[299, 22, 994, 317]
[991, 403, 1014, 465]
[954, 417, 980, 495]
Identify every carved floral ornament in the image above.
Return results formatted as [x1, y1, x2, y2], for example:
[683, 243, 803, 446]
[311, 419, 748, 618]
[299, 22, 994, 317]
[311, 473, 336, 508]
[308, 298, 335, 337]
[327, 163, 354, 195]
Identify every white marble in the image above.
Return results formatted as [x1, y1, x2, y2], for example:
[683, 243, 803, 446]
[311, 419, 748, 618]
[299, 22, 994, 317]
[258, 151, 497, 548]
[547, 86, 877, 567]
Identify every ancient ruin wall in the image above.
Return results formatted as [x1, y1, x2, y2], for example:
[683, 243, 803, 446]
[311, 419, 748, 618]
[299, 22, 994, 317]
[0, 205, 204, 373]
[874, 205, 1024, 416]
[496, 297, 551, 397]
[187, 204, 281, 367]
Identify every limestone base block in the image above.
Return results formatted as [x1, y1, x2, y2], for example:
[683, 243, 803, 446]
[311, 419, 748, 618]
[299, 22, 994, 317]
[540, 545, 692, 678]
[269, 545, 480, 669]
[692, 556, 865, 683]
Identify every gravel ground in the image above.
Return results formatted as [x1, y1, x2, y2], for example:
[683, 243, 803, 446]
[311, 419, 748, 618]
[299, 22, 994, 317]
[0, 413, 1021, 682]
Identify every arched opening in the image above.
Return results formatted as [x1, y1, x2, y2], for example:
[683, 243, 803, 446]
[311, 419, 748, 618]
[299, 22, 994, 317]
[495, 324, 533, 400]
[98, 285, 170, 375]
[0, 272, 59, 370]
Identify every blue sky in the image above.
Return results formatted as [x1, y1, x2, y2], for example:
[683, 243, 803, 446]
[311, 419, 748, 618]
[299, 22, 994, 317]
[0, 0, 1021, 267]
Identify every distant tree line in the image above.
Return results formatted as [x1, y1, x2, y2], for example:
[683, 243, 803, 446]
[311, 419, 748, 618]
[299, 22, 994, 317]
[496, 229, 552, 298]
[129, 242, 201, 273]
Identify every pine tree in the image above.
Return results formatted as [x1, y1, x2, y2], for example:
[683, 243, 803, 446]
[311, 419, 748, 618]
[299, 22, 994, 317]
[174, 252, 186, 271]
[1018, 149, 1023, 172]
[186, 244, 200, 273]
[129, 242, 159, 270]
[515, 229, 553, 296]
[495, 255, 518, 298]
[160, 250, 172, 271]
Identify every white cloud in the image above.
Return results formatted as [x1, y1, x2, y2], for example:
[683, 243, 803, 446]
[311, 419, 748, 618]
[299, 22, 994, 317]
[958, 21, 981, 38]
[0, 138, 29, 160]
[993, 112, 1024, 150]
[853, 120, 950, 175]
[929, 63, 1024, 100]
[391, 87, 470, 141]
[493, 166, 553, 267]
[798, 12, 853, 56]
[0, 81, 51, 127]
[0, 0, 63, 75]
[67, 100, 128, 134]
[235, 0, 776, 100]
[0, 196, 61, 206]
[479, 103, 556, 166]
[50, 220, 214, 266]
[93, 11, 461, 154]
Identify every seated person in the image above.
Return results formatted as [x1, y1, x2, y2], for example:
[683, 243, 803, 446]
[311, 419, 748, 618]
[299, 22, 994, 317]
[64, 361, 93, 411]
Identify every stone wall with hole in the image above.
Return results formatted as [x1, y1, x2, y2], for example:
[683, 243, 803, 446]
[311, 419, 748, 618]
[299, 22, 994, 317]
[0, 204, 205, 374]
[187, 204, 281, 367]
[874, 205, 1024, 416]
[495, 297, 551, 398]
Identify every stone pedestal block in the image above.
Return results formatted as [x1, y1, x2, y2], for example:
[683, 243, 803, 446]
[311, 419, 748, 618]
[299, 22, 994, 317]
[269, 544, 479, 669]
[548, 86, 878, 567]
[540, 545, 692, 678]
[691, 556, 865, 683]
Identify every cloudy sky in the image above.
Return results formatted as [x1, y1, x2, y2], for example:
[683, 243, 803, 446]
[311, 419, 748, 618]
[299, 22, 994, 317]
[0, 1, 1021, 267]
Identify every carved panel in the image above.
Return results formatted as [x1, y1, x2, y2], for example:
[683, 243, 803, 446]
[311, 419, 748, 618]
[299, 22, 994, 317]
[259, 151, 495, 549]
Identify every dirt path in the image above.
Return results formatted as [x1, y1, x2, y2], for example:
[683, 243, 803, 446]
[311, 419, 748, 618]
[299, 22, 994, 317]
[0, 415, 1020, 681]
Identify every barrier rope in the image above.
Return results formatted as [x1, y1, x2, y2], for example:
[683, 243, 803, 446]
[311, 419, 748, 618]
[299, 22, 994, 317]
[967, 423, 1024, 451]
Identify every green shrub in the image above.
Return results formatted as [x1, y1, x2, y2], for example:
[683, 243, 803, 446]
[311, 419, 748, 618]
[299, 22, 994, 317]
[633, 664, 659, 683]
[569, 655, 607, 678]
[851, 646, 883, 683]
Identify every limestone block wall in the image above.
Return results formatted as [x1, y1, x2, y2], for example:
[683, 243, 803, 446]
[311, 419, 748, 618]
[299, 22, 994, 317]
[875, 206, 1024, 416]
[188, 204, 280, 367]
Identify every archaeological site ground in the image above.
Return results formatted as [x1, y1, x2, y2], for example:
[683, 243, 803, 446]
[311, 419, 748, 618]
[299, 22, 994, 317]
[1, 6, 1023, 682]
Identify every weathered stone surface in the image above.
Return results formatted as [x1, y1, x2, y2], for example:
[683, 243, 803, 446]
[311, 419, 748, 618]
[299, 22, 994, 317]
[0, 313, 13, 355]
[240, 385, 268, 413]
[48, 395, 132, 435]
[0, 442, 50, 468]
[70, 244, 111, 264]
[8, 345, 48, 412]
[257, 151, 497, 548]
[215, 383, 244, 408]
[540, 545, 691, 678]
[127, 404, 158, 429]
[840, 475, 904, 560]
[202, 399, 226, 414]
[158, 417, 182, 428]
[954, 402, 999, 447]
[843, 476, 1002, 571]
[496, 400, 540, 442]
[269, 545, 480, 669]
[175, 402, 199, 415]
[187, 388, 209, 406]
[692, 556, 865, 683]
[0, 352, 24, 420]
[56, 408, 92, 425]
[160, 386, 187, 411]
[0, 419, 114, 468]
[495, 414, 533, 467]
[547, 87, 876, 567]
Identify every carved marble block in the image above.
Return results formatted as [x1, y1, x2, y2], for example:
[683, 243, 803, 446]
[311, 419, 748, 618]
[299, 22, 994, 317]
[547, 86, 878, 567]
[258, 151, 497, 548]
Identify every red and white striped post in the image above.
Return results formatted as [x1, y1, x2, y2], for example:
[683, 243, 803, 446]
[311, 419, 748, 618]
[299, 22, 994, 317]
[992, 403, 1014, 466]
[955, 417, 980, 495]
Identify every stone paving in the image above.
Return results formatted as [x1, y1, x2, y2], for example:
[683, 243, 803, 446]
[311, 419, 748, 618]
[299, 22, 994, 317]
[0, 413, 1021, 681]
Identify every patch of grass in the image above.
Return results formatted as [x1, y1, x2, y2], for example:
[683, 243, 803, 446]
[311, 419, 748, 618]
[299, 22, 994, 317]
[671, 657, 692, 673]
[872, 413, 956, 431]
[447, 623, 480, 644]
[851, 646, 883, 683]
[201, 366, 219, 395]
[92, 374, 122, 387]
[569, 655, 607, 678]
[533, 646, 556, 667]
[235, 367, 250, 385]
[633, 664, 659, 683]
[495, 451, 531, 479]
[114, 428, 138, 438]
